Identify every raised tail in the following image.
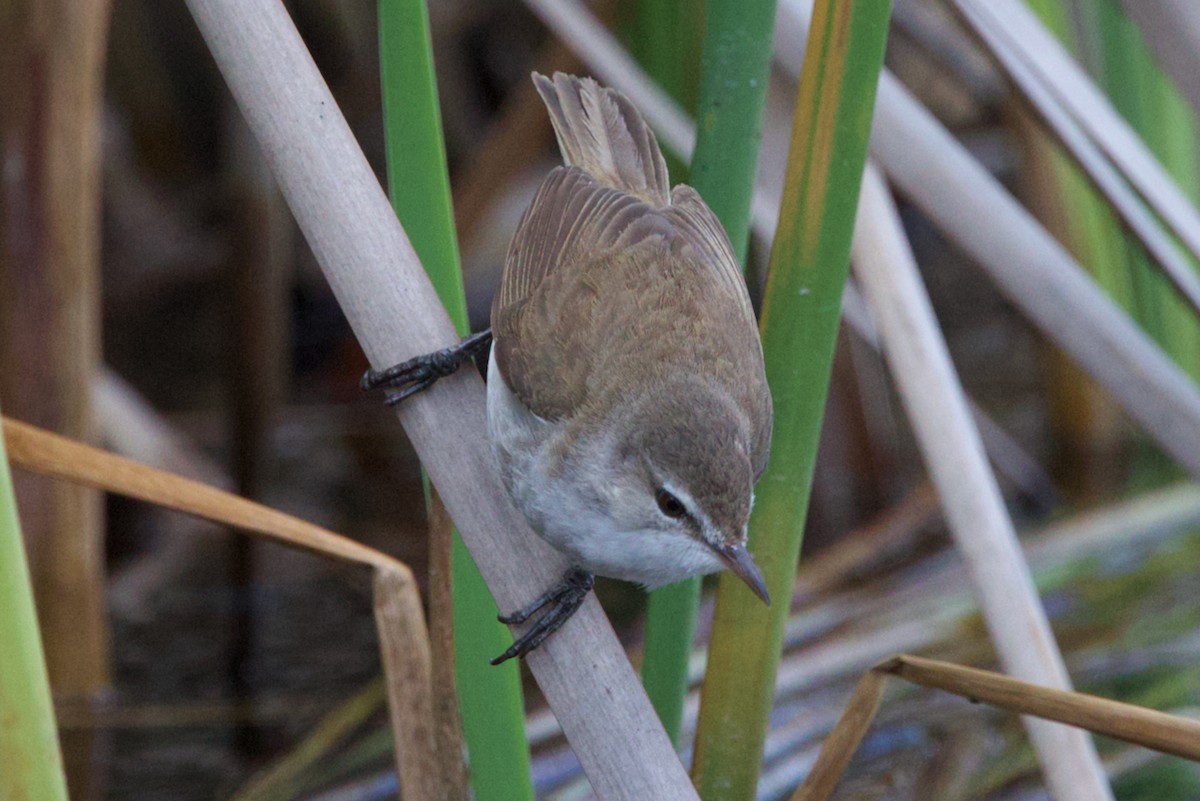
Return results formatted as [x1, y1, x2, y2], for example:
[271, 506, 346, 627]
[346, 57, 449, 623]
[533, 72, 670, 207]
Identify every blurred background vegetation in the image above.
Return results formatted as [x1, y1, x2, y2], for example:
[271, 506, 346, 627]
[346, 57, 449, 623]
[1, 0, 1199, 799]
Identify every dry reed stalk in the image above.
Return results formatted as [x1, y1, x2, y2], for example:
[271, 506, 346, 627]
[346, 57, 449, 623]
[2, 416, 449, 797]
[3, 416, 392, 568]
[975, 0, 1200, 257]
[851, 162, 1111, 800]
[791, 655, 1200, 801]
[788, 670, 887, 801]
[180, 0, 697, 796]
[952, 0, 1200, 312]
[224, 110, 291, 500]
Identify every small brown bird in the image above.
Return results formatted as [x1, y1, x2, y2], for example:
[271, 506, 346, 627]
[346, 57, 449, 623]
[364, 72, 773, 663]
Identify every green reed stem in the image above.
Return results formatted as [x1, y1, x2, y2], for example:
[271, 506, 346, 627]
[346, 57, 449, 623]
[690, 2, 892, 797]
[378, 2, 533, 798]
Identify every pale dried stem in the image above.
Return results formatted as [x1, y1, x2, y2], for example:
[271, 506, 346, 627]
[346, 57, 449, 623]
[787, 670, 886, 801]
[0, 5, 111, 752]
[179, 0, 696, 796]
[850, 162, 1111, 800]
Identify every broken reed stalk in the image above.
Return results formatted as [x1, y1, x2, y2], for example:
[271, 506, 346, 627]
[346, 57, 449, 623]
[1, 416, 445, 800]
[790, 654, 1200, 801]
[850, 162, 1111, 800]
[374, 567, 443, 801]
[181, 0, 697, 796]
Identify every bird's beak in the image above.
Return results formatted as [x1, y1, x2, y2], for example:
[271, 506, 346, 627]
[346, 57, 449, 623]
[716, 543, 770, 606]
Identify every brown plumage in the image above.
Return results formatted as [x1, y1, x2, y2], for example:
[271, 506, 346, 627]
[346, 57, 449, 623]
[491, 73, 772, 483]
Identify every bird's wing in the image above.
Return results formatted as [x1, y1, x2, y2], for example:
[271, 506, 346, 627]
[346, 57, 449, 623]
[491, 166, 668, 419]
[662, 185, 759, 331]
[493, 168, 772, 478]
[665, 185, 772, 478]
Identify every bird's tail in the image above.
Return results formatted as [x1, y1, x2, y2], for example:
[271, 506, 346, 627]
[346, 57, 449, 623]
[533, 71, 670, 207]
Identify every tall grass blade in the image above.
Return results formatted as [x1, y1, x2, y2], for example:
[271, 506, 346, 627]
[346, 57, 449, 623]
[377, 1, 532, 797]
[0, 410, 68, 801]
[641, 0, 777, 746]
[690, 2, 891, 797]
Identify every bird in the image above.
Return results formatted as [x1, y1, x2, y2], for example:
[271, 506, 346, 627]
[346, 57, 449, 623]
[363, 72, 773, 664]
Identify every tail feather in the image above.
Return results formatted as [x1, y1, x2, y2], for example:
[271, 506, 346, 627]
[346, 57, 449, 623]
[533, 72, 670, 207]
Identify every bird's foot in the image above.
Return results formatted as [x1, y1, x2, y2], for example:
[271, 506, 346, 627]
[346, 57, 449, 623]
[491, 567, 594, 665]
[360, 329, 493, 405]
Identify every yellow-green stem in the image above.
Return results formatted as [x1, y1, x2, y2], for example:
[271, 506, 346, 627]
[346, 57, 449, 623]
[691, 2, 892, 797]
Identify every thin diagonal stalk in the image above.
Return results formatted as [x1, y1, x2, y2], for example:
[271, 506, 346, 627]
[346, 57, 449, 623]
[641, 0, 777, 746]
[0, 409, 68, 801]
[956, 0, 1200, 269]
[378, 1, 531, 797]
[690, 2, 891, 797]
[851, 161, 1111, 800]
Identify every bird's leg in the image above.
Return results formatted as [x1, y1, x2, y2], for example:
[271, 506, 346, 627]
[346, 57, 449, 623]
[491, 567, 594, 665]
[361, 329, 493, 405]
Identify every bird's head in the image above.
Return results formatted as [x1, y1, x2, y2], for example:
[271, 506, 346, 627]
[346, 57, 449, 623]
[589, 381, 770, 603]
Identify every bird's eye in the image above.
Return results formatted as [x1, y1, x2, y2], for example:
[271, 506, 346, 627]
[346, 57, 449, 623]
[655, 488, 687, 519]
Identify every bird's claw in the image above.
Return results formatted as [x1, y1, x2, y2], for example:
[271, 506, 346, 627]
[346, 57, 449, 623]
[492, 567, 594, 665]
